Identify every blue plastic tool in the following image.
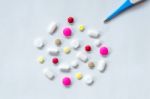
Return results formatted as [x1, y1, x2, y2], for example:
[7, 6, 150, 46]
[104, 0, 144, 22]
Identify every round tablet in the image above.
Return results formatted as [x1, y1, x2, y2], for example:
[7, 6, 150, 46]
[33, 38, 44, 49]
[84, 75, 94, 85]
[79, 25, 85, 32]
[62, 77, 71, 87]
[54, 39, 61, 46]
[52, 57, 59, 64]
[63, 27, 72, 37]
[85, 45, 92, 52]
[100, 46, 109, 56]
[75, 72, 83, 80]
[63, 47, 71, 54]
[37, 56, 45, 64]
[88, 61, 95, 69]
[67, 17, 74, 23]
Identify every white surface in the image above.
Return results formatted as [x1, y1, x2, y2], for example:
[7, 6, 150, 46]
[0, 0, 150, 99]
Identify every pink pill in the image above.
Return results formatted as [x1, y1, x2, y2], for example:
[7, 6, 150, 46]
[62, 77, 71, 87]
[63, 27, 72, 37]
[100, 46, 109, 56]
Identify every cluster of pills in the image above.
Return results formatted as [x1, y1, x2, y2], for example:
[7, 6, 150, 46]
[34, 16, 110, 87]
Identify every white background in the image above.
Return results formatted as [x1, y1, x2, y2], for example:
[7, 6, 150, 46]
[0, 0, 150, 99]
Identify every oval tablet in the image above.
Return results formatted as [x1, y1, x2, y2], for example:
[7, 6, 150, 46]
[70, 60, 79, 68]
[76, 52, 88, 62]
[59, 64, 71, 72]
[87, 30, 100, 38]
[97, 60, 107, 72]
[47, 48, 59, 56]
[48, 22, 57, 35]
[33, 38, 44, 49]
[70, 39, 80, 49]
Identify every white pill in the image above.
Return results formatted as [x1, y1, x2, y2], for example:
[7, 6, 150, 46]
[94, 39, 102, 47]
[84, 75, 94, 85]
[70, 60, 79, 68]
[48, 22, 57, 35]
[43, 68, 55, 80]
[97, 60, 107, 72]
[76, 52, 88, 62]
[47, 48, 59, 56]
[59, 64, 71, 72]
[87, 30, 100, 38]
[33, 38, 44, 49]
[70, 39, 80, 49]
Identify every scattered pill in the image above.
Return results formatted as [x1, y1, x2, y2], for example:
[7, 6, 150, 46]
[100, 46, 109, 56]
[87, 30, 100, 38]
[75, 72, 83, 80]
[43, 68, 55, 80]
[37, 56, 45, 64]
[79, 25, 85, 32]
[76, 52, 88, 62]
[59, 64, 71, 72]
[54, 39, 61, 46]
[85, 45, 92, 52]
[33, 38, 44, 49]
[52, 57, 59, 64]
[70, 60, 79, 68]
[67, 17, 74, 23]
[47, 48, 59, 56]
[63, 27, 72, 38]
[97, 60, 107, 72]
[88, 61, 95, 69]
[48, 22, 57, 35]
[63, 47, 71, 54]
[70, 39, 80, 49]
[62, 77, 72, 87]
[94, 39, 102, 47]
[84, 75, 94, 85]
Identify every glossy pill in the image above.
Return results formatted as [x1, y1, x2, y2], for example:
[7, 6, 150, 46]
[63, 27, 72, 37]
[85, 45, 92, 52]
[62, 77, 72, 87]
[52, 57, 59, 64]
[67, 17, 74, 23]
[100, 46, 109, 56]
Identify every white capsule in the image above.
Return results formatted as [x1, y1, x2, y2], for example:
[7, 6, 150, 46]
[94, 39, 102, 47]
[70, 60, 79, 68]
[87, 30, 100, 38]
[43, 68, 55, 80]
[83, 75, 94, 85]
[70, 39, 80, 49]
[76, 52, 88, 62]
[59, 64, 70, 72]
[48, 22, 57, 35]
[97, 60, 107, 72]
[47, 48, 59, 56]
[33, 38, 44, 49]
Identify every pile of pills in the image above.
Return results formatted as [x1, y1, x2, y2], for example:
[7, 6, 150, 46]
[34, 16, 110, 87]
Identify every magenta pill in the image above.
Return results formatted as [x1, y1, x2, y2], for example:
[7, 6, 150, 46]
[63, 27, 72, 37]
[100, 46, 109, 56]
[62, 77, 71, 87]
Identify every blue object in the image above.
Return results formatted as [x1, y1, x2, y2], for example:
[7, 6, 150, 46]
[104, 0, 144, 22]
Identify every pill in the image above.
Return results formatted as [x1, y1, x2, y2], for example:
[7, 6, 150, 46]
[67, 16, 74, 23]
[63, 47, 71, 54]
[97, 60, 107, 72]
[37, 56, 45, 64]
[59, 64, 71, 72]
[62, 77, 72, 87]
[94, 39, 102, 47]
[85, 45, 92, 52]
[75, 72, 83, 80]
[76, 52, 88, 62]
[87, 30, 100, 38]
[52, 57, 59, 64]
[47, 48, 59, 56]
[88, 61, 95, 69]
[70, 39, 80, 49]
[43, 68, 55, 80]
[100, 46, 109, 56]
[63, 27, 72, 38]
[70, 60, 79, 68]
[83, 75, 94, 85]
[54, 39, 61, 46]
[79, 25, 85, 32]
[48, 22, 57, 35]
[33, 38, 44, 49]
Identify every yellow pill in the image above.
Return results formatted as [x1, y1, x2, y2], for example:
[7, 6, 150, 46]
[63, 47, 71, 54]
[75, 72, 83, 80]
[79, 25, 85, 32]
[37, 56, 45, 64]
